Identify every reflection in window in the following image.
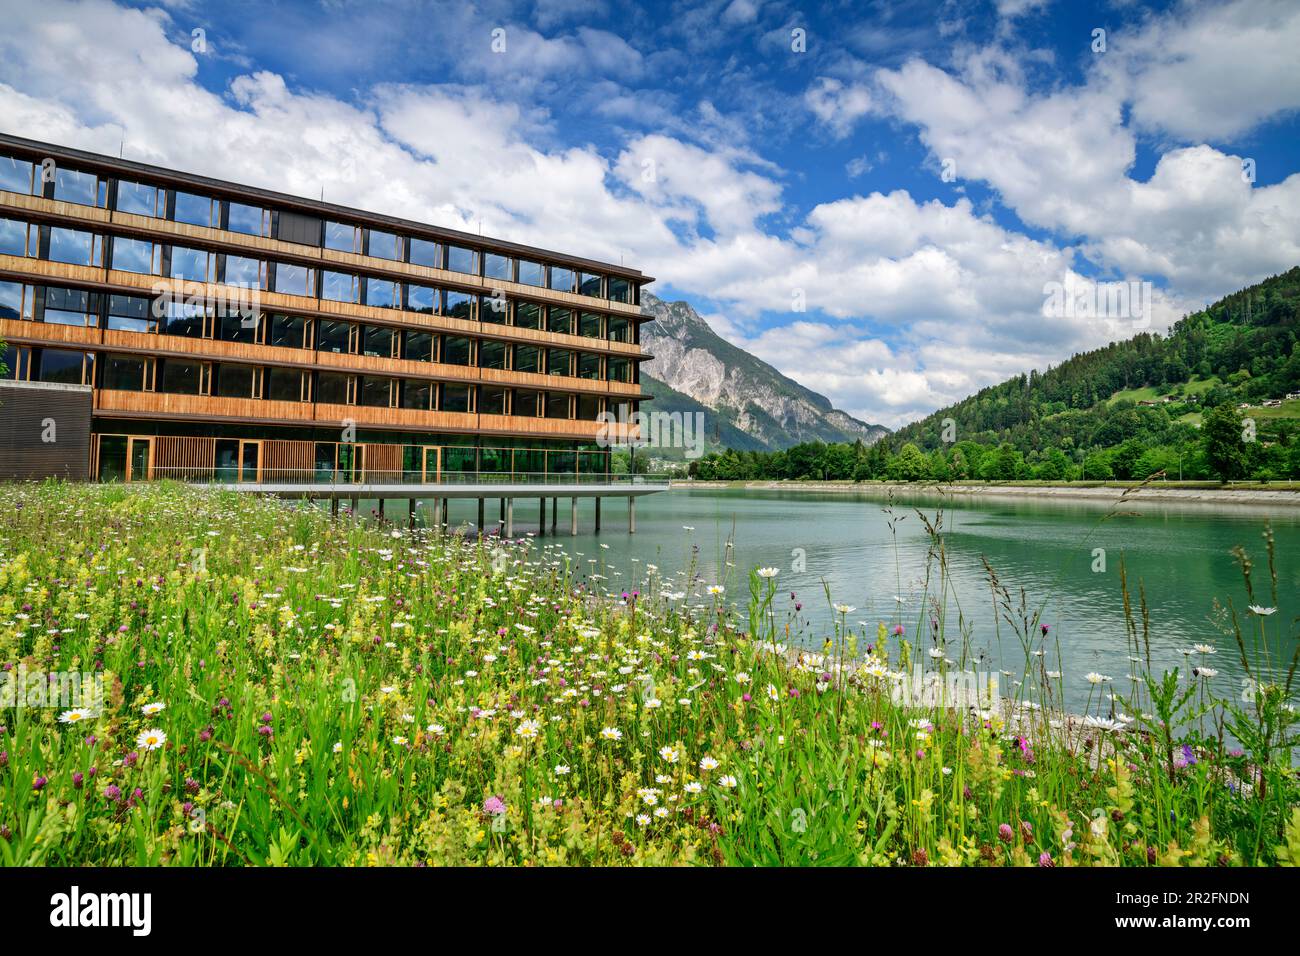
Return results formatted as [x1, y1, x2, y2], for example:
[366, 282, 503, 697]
[358, 376, 391, 407]
[515, 344, 540, 372]
[479, 293, 508, 323]
[325, 221, 358, 253]
[36, 349, 87, 385]
[367, 230, 401, 261]
[265, 368, 304, 402]
[608, 316, 630, 343]
[104, 354, 148, 391]
[0, 280, 24, 319]
[403, 380, 433, 410]
[547, 349, 571, 376]
[272, 262, 310, 296]
[173, 191, 214, 227]
[317, 320, 351, 354]
[106, 295, 156, 333]
[47, 227, 99, 267]
[483, 252, 512, 282]
[226, 201, 265, 236]
[446, 245, 475, 274]
[365, 278, 398, 309]
[362, 325, 393, 358]
[0, 217, 28, 257]
[408, 238, 439, 268]
[111, 237, 154, 274]
[480, 386, 508, 416]
[547, 307, 573, 335]
[579, 312, 603, 338]
[608, 276, 632, 303]
[578, 273, 602, 297]
[517, 259, 544, 287]
[444, 290, 473, 319]
[168, 246, 209, 281]
[116, 180, 161, 217]
[546, 392, 571, 418]
[515, 302, 542, 330]
[578, 352, 602, 380]
[162, 301, 205, 338]
[54, 168, 100, 207]
[407, 284, 437, 313]
[320, 270, 356, 303]
[479, 339, 509, 370]
[549, 266, 575, 292]
[43, 287, 99, 327]
[0, 156, 33, 194]
[512, 389, 539, 417]
[223, 253, 261, 286]
[269, 314, 307, 349]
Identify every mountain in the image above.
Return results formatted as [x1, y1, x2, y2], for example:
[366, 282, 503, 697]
[639, 291, 888, 453]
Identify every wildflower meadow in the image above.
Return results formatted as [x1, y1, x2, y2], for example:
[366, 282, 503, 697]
[0, 481, 1296, 867]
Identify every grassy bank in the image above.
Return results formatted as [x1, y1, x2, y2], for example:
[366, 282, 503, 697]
[0, 481, 1296, 866]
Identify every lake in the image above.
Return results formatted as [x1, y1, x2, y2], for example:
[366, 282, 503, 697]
[412, 487, 1300, 715]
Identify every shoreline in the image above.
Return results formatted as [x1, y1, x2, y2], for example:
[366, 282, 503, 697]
[672, 479, 1300, 505]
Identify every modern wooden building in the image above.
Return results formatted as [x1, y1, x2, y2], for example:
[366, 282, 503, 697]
[0, 135, 651, 485]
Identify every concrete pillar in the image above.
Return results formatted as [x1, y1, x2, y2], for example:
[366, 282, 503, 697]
[330, 497, 339, 518]
[441, 498, 449, 527]
[500, 498, 506, 522]
[477, 497, 485, 533]
[594, 496, 601, 532]
[628, 496, 636, 534]
[570, 497, 578, 535]
[351, 496, 359, 517]
[539, 498, 546, 535]
[408, 498, 416, 528]
[505, 498, 514, 538]
[551, 497, 557, 530]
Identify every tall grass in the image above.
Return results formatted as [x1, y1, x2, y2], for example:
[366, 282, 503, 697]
[0, 481, 1295, 866]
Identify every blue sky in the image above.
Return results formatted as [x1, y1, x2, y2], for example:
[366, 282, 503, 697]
[1, 0, 1298, 427]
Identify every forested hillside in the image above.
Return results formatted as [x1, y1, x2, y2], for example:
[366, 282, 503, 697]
[688, 268, 1300, 482]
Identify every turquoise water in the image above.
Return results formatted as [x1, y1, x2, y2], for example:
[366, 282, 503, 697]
[384, 488, 1300, 714]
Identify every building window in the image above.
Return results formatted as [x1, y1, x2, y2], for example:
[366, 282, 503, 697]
[442, 383, 472, 413]
[362, 325, 394, 358]
[265, 367, 306, 402]
[358, 375, 393, 407]
[106, 294, 157, 333]
[402, 380, 433, 410]
[480, 386, 508, 416]
[317, 319, 352, 354]
[269, 313, 308, 349]
[608, 277, 632, 303]
[35, 348, 90, 385]
[324, 221, 359, 253]
[577, 394, 602, 421]
[216, 310, 259, 344]
[579, 311, 603, 338]
[479, 339, 509, 370]
[517, 259, 545, 287]
[515, 301, 542, 330]
[320, 270, 357, 303]
[446, 244, 476, 274]
[408, 238, 439, 268]
[483, 252, 512, 282]
[407, 284, 438, 313]
[115, 180, 161, 217]
[0, 280, 26, 319]
[0, 156, 33, 194]
[214, 363, 256, 398]
[0, 217, 30, 257]
[545, 392, 571, 418]
[222, 253, 262, 287]
[226, 201, 266, 236]
[479, 293, 508, 324]
[365, 277, 399, 309]
[366, 229, 401, 261]
[316, 371, 350, 405]
[168, 245, 210, 282]
[515, 344, 540, 372]
[444, 289, 473, 319]
[46, 227, 102, 267]
[42, 287, 100, 327]
[271, 262, 311, 297]
[547, 349, 572, 377]
[404, 330, 434, 363]
[609, 357, 631, 383]
[578, 272, 602, 297]
[160, 359, 205, 395]
[549, 266, 575, 292]
[578, 352, 602, 380]
[442, 335, 472, 366]
[547, 307, 573, 335]
[161, 301, 205, 338]
[103, 354, 152, 391]
[110, 237, 156, 275]
[172, 191, 215, 227]
[608, 316, 630, 343]
[53, 168, 103, 207]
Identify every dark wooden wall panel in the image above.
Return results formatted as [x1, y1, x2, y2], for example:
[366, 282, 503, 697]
[0, 381, 92, 480]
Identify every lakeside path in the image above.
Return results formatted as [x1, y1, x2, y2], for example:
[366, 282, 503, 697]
[673, 479, 1300, 506]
